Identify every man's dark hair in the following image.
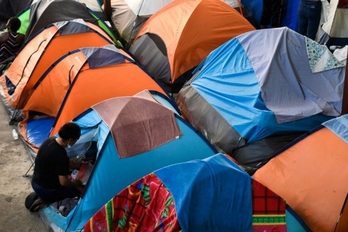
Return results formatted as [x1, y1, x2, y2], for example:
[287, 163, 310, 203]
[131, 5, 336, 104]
[58, 122, 81, 140]
[8, 17, 21, 32]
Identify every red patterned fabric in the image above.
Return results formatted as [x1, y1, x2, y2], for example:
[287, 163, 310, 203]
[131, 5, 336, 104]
[252, 180, 286, 232]
[84, 173, 181, 232]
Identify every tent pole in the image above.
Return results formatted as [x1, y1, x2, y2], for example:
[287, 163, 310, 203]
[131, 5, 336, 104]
[342, 52, 348, 115]
[22, 162, 34, 178]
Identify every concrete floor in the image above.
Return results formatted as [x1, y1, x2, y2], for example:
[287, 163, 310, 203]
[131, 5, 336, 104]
[0, 99, 46, 231]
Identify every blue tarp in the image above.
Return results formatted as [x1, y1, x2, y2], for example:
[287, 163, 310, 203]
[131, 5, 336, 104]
[155, 154, 252, 232]
[26, 117, 54, 147]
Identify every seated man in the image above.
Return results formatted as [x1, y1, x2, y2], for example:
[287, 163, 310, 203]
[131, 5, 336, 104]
[0, 17, 25, 63]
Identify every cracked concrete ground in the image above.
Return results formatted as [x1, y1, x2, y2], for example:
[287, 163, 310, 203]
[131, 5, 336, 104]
[0, 102, 46, 232]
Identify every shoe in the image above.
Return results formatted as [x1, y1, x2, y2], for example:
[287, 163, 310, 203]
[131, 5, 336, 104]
[29, 198, 47, 212]
[25, 192, 39, 210]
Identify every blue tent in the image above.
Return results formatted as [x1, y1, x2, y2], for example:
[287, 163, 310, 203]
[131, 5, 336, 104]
[155, 154, 252, 231]
[85, 153, 253, 231]
[40, 90, 217, 231]
[176, 27, 345, 161]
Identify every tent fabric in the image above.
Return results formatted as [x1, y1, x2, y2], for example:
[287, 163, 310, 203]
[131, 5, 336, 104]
[25, 0, 106, 40]
[39, 90, 217, 231]
[84, 173, 180, 232]
[236, 27, 344, 123]
[129, 0, 255, 91]
[232, 133, 305, 175]
[93, 95, 181, 158]
[16, 45, 165, 155]
[84, 154, 252, 232]
[176, 27, 343, 156]
[48, 52, 166, 137]
[23, 0, 119, 45]
[20, 45, 132, 117]
[254, 115, 348, 232]
[98, 172, 292, 232]
[26, 0, 97, 39]
[25, 116, 54, 149]
[30, 0, 103, 16]
[285, 206, 311, 232]
[17, 7, 31, 35]
[108, 0, 247, 45]
[176, 84, 243, 154]
[0, 19, 113, 111]
[155, 154, 252, 231]
[252, 180, 287, 231]
[335, 194, 348, 232]
[323, 113, 348, 142]
[306, 37, 345, 73]
[108, 0, 173, 45]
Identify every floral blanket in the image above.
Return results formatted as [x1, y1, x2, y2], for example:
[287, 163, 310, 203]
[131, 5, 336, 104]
[84, 173, 180, 232]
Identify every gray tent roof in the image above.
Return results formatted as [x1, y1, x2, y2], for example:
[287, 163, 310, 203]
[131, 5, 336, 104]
[26, 0, 99, 40]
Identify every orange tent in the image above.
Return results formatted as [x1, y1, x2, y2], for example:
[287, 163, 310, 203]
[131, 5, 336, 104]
[0, 19, 113, 113]
[129, 0, 255, 92]
[254, 115, 348, 231]
[18, 45, 166, 154]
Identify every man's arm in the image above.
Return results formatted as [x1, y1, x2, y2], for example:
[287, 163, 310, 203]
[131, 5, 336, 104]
[59, 175, 83, 188]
